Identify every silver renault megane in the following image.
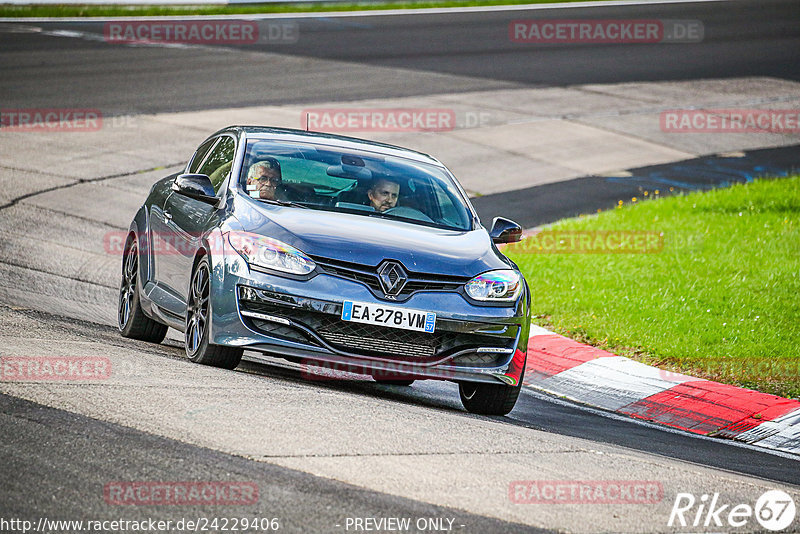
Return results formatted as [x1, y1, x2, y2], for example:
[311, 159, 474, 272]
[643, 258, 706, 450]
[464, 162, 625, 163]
[118, 126, 530, 415]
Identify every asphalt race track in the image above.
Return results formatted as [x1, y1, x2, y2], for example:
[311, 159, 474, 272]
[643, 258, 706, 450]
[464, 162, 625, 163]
[1, 1, 800, 532]
[1, 0, 799, 113]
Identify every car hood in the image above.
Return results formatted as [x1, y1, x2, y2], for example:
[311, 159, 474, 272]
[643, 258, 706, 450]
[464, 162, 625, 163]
[234, 198, 509, 277]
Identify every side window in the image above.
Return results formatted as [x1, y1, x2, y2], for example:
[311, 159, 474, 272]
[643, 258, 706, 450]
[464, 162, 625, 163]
[188, 138, 217, 174]
[199, 136, 236, 194]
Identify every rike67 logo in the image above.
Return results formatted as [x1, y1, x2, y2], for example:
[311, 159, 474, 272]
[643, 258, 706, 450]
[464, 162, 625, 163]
[669, 490, 796, 531]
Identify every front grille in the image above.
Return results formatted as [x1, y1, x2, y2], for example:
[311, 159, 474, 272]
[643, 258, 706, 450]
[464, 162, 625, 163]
[318, 263, 381, 292]
[239, 295, 515, 363]
[312, 256, 467, 300]
[318, 331, 434, 358]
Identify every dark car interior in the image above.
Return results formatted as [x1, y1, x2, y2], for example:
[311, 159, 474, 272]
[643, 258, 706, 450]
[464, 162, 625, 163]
[239, 140, 472, 230]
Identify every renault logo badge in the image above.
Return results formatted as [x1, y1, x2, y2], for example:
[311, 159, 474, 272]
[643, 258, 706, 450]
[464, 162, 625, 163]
[377, 261, 408, 296]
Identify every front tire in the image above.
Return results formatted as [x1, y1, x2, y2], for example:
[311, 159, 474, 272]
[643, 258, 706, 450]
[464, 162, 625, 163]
[118, 236, 168, 343]
[185, 256, 242, 370]
[459, 380, 522, 416]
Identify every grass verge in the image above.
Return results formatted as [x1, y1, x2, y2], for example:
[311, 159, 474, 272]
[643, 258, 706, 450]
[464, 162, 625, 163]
[507, 176, 800, 399]
[0, 0, 604, 18]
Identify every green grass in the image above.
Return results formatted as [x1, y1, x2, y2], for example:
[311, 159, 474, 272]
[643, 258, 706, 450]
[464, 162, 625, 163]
[507, 176, 800, 399]
[0, 0, 601, 18]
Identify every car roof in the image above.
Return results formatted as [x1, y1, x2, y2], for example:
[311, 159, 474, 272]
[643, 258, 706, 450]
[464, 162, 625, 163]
[212, 126, 445, 167]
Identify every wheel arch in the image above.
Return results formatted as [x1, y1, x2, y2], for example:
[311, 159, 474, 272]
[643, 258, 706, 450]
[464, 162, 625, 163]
[128, 206, 152, 286]
[194, 227, 228, 342]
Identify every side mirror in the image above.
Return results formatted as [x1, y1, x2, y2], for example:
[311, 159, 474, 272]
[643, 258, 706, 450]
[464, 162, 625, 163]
[172, 174, 217, 205]
[489, 217, 523, 244]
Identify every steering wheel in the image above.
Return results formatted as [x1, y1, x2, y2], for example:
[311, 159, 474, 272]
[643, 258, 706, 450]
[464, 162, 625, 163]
[382, 206, 434, 223]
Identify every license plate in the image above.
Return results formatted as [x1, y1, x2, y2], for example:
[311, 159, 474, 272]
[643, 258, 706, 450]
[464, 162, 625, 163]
[341, 301, 436, 333]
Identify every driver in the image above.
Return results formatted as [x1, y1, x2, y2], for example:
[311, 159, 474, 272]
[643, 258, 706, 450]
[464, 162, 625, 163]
[367, 178, 400, 213]
[246, 158, 284, 201]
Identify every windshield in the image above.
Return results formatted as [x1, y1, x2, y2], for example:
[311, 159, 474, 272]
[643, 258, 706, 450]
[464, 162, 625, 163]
[239, 139, 473, 231]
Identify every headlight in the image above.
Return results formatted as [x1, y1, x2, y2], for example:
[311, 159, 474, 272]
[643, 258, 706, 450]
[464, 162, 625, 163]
[465, 270, 521, 302]
[228, 232, 315, 276]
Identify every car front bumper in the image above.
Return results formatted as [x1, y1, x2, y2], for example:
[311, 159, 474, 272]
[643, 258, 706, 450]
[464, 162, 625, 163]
[208, 240, 530, 386]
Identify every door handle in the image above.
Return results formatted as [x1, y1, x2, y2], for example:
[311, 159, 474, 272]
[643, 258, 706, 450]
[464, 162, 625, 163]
[164, 209, 172, 222]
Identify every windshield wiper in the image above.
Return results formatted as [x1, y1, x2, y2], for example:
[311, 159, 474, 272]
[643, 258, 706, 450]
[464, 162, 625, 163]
[364, 210, 461, 231]
[257, 198, 308, 209]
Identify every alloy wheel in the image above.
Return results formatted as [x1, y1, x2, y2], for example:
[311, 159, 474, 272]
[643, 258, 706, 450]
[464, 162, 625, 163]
[118, 241, 138, 329]
[186, 262, 210, 355]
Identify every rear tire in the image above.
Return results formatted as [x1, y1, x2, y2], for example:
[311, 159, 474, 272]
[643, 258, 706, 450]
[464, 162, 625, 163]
[118, 236, 168, 343]
[459, 380, 522, 416]
[185, 256, 242, 370]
